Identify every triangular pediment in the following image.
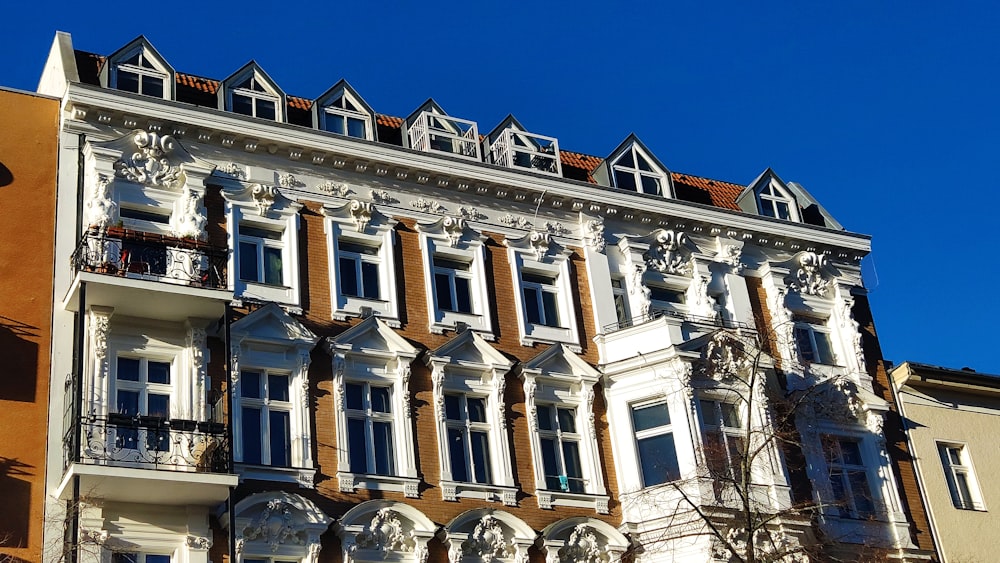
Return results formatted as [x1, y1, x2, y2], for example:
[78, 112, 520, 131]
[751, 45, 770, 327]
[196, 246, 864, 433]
[426, 330, 512, 371]
[101, 35, 175, 97]
[327, 316, 418, 360]
[521, 344, 599, 383]
[403, 98, 449, 130]
[230, 303, 317, 349]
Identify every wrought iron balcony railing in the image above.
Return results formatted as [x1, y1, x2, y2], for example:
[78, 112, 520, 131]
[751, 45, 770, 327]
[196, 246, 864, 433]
[603, 309, 757, 335]
[71, 227, 229, 290]
[64, 414, 231, 473]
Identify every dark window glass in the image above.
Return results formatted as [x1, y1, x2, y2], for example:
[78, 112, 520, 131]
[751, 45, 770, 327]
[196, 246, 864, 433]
[373, 421, 394, 475]
[256, 99, 276, 121]
[638, 433, 679, 486]
[117, 390, 139, 415]
[117, 358, 140, 381]
[435, 273, 453, 310]
[641, 175, 661, 195]
[325, 114, 346, 134]
[148, 361, 170, 384]
[454, 277, 472, 313]
[524, 287, 541, 324]
[448, 428, 468, 482]
[615, 170, 637, 192]
[347, 117, 366, 138]
[467, 397, 487, 423]
[147, 394, 169, 418]
[558, 408, 576, 433]
[541, 291, 560, 327]
[471, 430, 492, 484]
[371, 387, 391, 413]
[117, 71, 140, 93]
[143, 76, 164, 98]
[269, 410, 290, 467]
[345, 383, 364, 410]
[263, 247, 283, 285]
[239, 242, 258, 282]
[444, 395, 461, 420]
[241, 371, 262, 399]
[361, 262, 380, 299]
[563, 441, 584, 492]
[241, 406, 262, 464]
[268, 374, 289, 402]
[541, 438, 560, 489]
[232, 94, 253, 116]
[632, 403, 670, 431]
[537, 405, 554, 431]
[347, 417, 367, 473]
[340, 256, 359, 296]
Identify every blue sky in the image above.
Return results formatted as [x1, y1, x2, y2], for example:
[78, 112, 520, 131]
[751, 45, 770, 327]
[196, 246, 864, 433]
[3, 1, 998, 373]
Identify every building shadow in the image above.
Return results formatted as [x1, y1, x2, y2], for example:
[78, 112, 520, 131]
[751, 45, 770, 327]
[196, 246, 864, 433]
[0, 161, 12, 188]
[0, 457, 33, 551]
[0, 317, 38, 403]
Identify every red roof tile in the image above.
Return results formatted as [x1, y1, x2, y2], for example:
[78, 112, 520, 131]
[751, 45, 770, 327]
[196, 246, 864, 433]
[288, 96, 312, 111]
[671, 173, 744, 210]
[176, 73, 219, 94]
[377, 114, 403, 128]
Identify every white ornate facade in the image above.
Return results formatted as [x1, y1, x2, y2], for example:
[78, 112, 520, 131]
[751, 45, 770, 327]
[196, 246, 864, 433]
[34, 32, 935, 563]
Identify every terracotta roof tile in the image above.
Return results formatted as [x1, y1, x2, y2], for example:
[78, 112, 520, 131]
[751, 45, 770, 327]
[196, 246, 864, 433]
[176, 72, 219, 94]
[377, 114, 403, 128]
[671, 173, 744, 210]
[288, 96, 312, 111]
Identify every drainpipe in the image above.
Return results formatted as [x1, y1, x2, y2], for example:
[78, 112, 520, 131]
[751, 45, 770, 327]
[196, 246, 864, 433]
[68, 132, 88, 563]
[224, 302, 237, 562]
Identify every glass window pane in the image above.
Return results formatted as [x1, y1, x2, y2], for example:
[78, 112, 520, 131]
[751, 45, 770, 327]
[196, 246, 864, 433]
[641, 175, 661, 195]
[638, 433, 679, 486]
[241, 371, 261, 399]
[537, 405, 554, 431]
[699, 400, 717, 426]
[263, 247, 283, 285]
[268, 374, 289, 402]
[147, 361, 170, 384]
[557, 408, 576, 433]
[143, 76, 164, 98]
[541, 291, 560, 327]
[325, 113, 346, 134]
[467, 397, 487, 423]
[721, 403, 741, 428]
[345, 383, 364, 410]
[239, 241, 259, 282]
[269, 410, 291, 467]
[256, 99, 276, 120]
[617, 151, 635, 168]
[241, 406, 262, 464]
[448, 428, 468, 482]
[373, 421, 394, 475]
[371, 387, 391, 413]
[444, 395, 461, 420]
[776, 202, 791, 220]
[471, 431, 492, 484]
[347, 417, 367, 473]
[434, 257, 470, 271]
[632, 403, 670, 432]
[147, 394, 169, 418]
[112, 553, 139, 563]
[839, 440, 863, 466]
[361, 262, 380, 299]
[760, 200, 777, 218]
[232, 94, 253, 116]
[814, 332, 836, 365]
[435, 273, 454, 311]
[637, 153, 654, 172]
[146, 556, 171, 563]
[848, 470, 874, 514]
[347, 117, 367, 138]
[794, 327, 815, 361]
[339, 257, 359, 296]
[117, 71, 140, 93]
[614, 170, 637, 192]
[117, 358, 140, 381]
[562, 441, 584, 492]
[523, 287, 541, 324]
[948, 447, 962, 465]
[956, 472, 974, 506]
[117, 390, 139, 415]
[541, 438, 560, 489]
[241, 226, 283, 240]
[455, 277, 472, 313]
[339, 241, 379, 255]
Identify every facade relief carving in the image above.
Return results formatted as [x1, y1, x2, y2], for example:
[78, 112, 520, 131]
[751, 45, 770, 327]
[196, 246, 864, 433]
[441, 216, 466, 247]
[318, 180, 352, 197]
[582, 216, 606, 253]
[352, 508, 416, 554]
[643, 229, 692, 275]
[557, 525, 607, 563]
[242, 499, 305, 551]
[349, 199, 373, 232]
[85, 173, 116, 229]
[170, 187, 207, 239]
[250, 184, 278, 216]
[788, 252, 830, 296]
[113, 130, 181, 187]
[528, 230, 551, 261]
[462, 515, 513, 560]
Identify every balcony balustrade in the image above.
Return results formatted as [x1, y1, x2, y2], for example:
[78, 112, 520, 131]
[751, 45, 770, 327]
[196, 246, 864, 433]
[408, 111, 481, 160]
[487, 128, 561, 176]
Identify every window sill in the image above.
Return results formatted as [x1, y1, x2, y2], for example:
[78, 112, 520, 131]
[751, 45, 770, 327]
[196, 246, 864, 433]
[337, 471, 419, 498]
[441, 480, 518, 506]
[333, 295, 399, 326]
[236, 463, 316, 489]
[428, 315, 494, 340]
[520, 333, 581, 353]
[536, 489, 610, 514]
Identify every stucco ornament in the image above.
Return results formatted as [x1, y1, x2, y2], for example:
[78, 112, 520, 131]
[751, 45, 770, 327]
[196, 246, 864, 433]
[528, 230, 551, 261]
[462, 515, 512, 560]
[557, 525, 607, 563]
[789, 252, 830, 296]
[250, 184, 278, 216]
[185, 535, 212, 550]
[85, 173, 116, 229]
[278, 173, 304, 188]
[812, 377, 865, 423]
[114, 130, 180, 187]
[712, 527, 809, 563]
[171, 188, 207, 239]
[349, 199, 373, 232]
[702, 331, 754, 381]
[352, 508, 416, 554]
[717, 243, 744, 272]
[242, 499, 304, 551]
[643, 229, 692, 275]
[411, 197, 447, 213]
[583, 217, 606, 253]
[318, 180, 352, 197]
[442, 216, 466, 247]
[839, 297, 867, 373]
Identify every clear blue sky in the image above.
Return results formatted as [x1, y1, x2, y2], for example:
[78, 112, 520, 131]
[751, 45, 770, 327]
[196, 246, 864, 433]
[3, 1, 998, 373]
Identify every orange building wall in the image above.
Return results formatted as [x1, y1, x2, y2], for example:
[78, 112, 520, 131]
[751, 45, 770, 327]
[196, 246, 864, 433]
[0, 88, 60, 563]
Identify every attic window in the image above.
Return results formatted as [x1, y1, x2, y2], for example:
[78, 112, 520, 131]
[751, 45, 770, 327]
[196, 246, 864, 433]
[487, 128, 561, 176]
[114, 51, 166, 98]
[231, 76, 277, 120]
[612, 146, 663, 196]
[757, 182, 795, 220]
[408, 111, 481, 161]
[321, 92, 371, 139]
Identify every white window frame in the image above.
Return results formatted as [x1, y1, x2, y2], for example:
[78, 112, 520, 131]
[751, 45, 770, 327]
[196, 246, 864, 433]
[756, 179, 800, 222]
[407, 111, 482, 160]
[238, 222, 286, 287]
[520, 344, 609, 513]
[108, 45, 171, 100]
[328, 316, 420, 497]
[793, 317, 839, 366]
[318, 87, 373, 140]
[821, 434, 881, 520]
[696, 396, 748, 485]
[114, 184, 176, 236]
[631, 399, 682, 489]
[417, 217, 493, 337]
[426, 331, 517, 505]
[112, 553, 173, 563]
[229, 74, 280, 121]
[938, 442, 986, 511]
[224, 189, 302, 308]
[611, 276, 631, 327]
[505, 232, 580, 350]
[343, 381, 395, 476]
[323, 201, 399, 324]
[611, 144, 666, 196]
[237, 368, 294, 468]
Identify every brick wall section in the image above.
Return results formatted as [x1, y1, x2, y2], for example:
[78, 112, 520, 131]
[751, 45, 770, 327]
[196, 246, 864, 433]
[853, 294, 938, 556]
[223, 208, 620, 561]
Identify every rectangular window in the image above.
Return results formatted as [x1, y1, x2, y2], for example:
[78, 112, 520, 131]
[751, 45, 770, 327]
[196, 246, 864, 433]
[938, 443, 984, 510]
[445, 394, 493, 484]
[115, 52, 166, 98]
[794, 320, 837, 365]
[344, 382, 395, 476]
[611, 277, 630, 326]
[699, 399, 746, 485]
[324, 109, 370, 139]
[632, 402, 680, 487]
[239, 224, 284, 286]
[522, 272, 561, 327]
[114, 356, 172, 452]
[240, 370, 292, 467]
[434, 256, 474, 314]
[537, 404, 585, 493]
[824, 436, 876, 518]
[338, 240, 381, 300]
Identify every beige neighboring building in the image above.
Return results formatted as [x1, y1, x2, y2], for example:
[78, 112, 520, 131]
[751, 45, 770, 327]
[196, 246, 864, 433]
[892, 361, 1000, 563]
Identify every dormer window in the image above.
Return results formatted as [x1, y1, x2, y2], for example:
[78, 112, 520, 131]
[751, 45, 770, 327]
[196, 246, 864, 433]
[758, 181, 794, 220]
[322, 94, 370, 138]
[405, 102, 481, 161]
[486, 118, 562, 176]
[613, 145, 664, 195]
[115, 51, 166, 98]
[232, 76, 277, 120]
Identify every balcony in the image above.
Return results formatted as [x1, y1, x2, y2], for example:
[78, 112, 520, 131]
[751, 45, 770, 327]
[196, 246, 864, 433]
[408, 111, 481, 161]
[487, 128, 562, 176]
[59, 412, 236, 505]
[64, 227, 233, 321]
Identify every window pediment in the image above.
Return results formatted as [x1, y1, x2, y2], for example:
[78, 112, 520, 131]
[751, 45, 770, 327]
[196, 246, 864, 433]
[323, 199, 396, 235]
[230, 303, 317, 350]
[425, 330, 512, 375]
[314, 79, 376, 141]
[327, 316, 419, 361]
[222, 182, 302, 219]
[416, 215, 486, 249]
[337, 501, 436, 562]
[520, 343, 600, 387]
[540, 518, 630, 563]
[602, 135, 674, 198]
[227, 492, 332, 561]
[219, 61, 286, 121]
[442, 510, 535, 563]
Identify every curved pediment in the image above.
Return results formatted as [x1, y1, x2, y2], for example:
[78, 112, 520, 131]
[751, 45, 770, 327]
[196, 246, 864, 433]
[416, 215, 486, 248]
[94, 129, 213, 189]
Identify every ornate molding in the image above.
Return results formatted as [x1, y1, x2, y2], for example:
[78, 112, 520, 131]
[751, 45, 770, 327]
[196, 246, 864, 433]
[85, 173, 115, 229]
[348, 199, 373, 232]
[171, 188, 207, 239]
[250, 184, 278, 216]
[643, 229, 692, 275]
[370, 189, 398, 205]
[462, 515, 512, 560]
[278, 173, 304, 188]
[411, 198, 447, 213]
[441, 216, 466, 247]
[242, 499, 305, 551]
[544, 221, 570, 235]
[499, 213, 532, 229]
[459, 206, 487, 221]
[528, 230, 551, 261]
[352, 508, 416, 554]
[558, 525, 606, 563]
[113, 131, 181, 187]
[318, 180, 353, 197]
[185, 535, 212, 550]
[788, 252, 830, 296]
[219, 161, 246, 178]
[582, 217, 606, 253]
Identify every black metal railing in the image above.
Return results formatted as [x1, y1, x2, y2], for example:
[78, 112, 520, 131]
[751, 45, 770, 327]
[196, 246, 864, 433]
[71, 227, 229, 289]
[603, 309, 757, 335]
[64, 414, 230, 473]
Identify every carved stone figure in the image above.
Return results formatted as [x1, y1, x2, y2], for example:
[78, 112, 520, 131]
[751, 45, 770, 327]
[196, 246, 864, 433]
[114, 131, 180, 187]
[353, 508, 415, 554]
[789, 252, 830, 296]
[583, 217, 606, 253]
[85, 174, 116, 229]
[643, 229, 692, 275]
[172, 188, 207, 239]
[462, 515, 511, 560]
